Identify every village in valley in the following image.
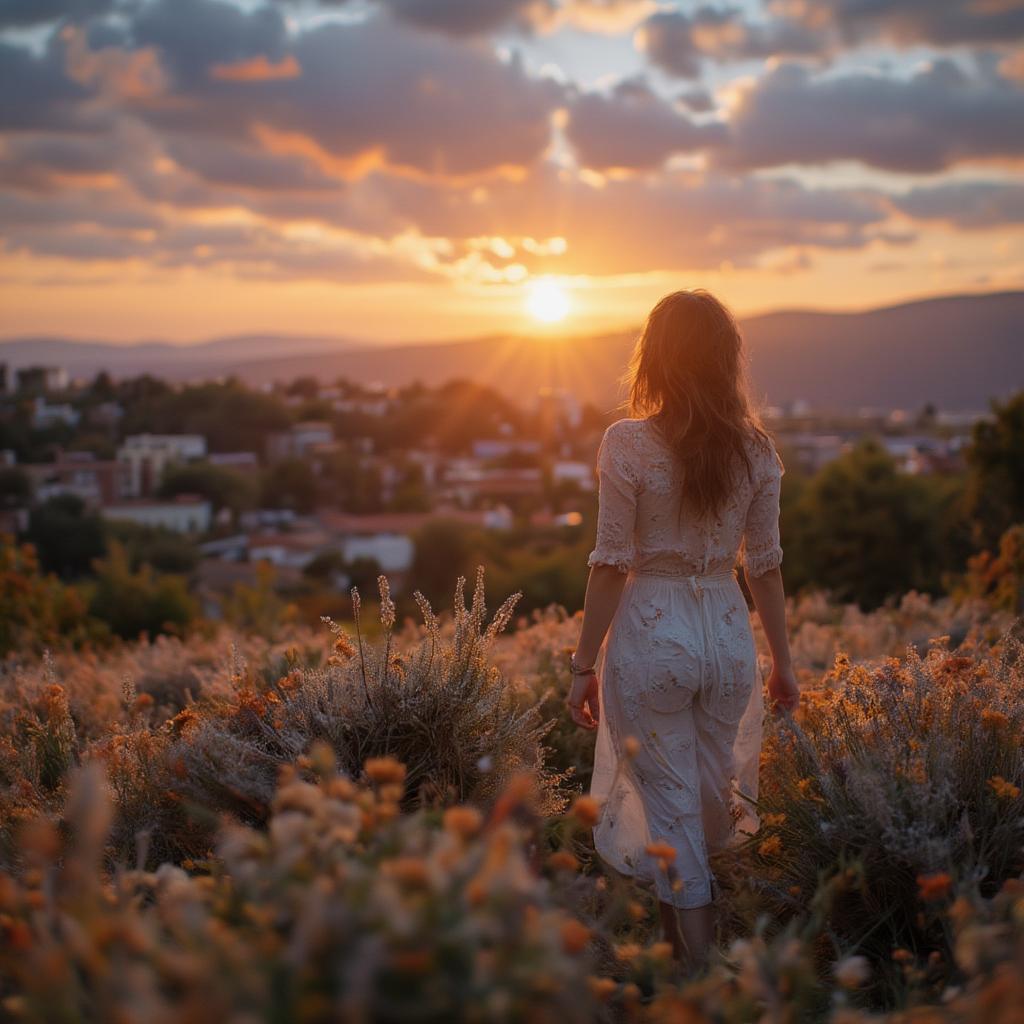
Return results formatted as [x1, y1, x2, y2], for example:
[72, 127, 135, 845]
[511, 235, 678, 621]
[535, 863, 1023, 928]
[0, 358, 986, 622]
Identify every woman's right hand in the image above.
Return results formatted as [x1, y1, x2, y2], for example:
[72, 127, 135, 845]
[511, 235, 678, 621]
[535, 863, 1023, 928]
[766, 663, 800, 713]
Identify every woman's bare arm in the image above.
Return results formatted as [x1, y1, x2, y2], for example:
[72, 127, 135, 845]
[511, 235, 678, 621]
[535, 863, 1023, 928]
[743, 565, 799, 711]
[568, 565, 628, 729]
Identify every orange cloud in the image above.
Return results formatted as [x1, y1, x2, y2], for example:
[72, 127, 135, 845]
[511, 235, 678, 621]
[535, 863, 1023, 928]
[62, 26, 167, 100]
[210, 55, 301, 82]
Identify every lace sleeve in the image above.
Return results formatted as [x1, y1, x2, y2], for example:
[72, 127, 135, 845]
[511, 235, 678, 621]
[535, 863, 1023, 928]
[741, 444, 784, 578]
[587, 424, 639, 574]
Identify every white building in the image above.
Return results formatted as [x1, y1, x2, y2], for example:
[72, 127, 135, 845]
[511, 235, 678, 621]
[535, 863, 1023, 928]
[552, 460, 596, 491]
[102, 497, 212, 534]
[117, 434, 208, 497]
[471, 438, 542, 460]
[32, 398, 80, 429]
[266, 422, 335, 460]
[248, 531, 327, 571]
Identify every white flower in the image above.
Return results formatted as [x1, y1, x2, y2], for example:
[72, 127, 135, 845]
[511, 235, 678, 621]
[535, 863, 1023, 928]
[833, 954, 870, 988]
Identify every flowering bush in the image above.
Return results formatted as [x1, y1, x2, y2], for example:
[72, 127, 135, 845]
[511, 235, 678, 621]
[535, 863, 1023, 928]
[0, 572, 1022, 1020]
[0, 759, 612, 1024]
[723, 632, 1024, 1002]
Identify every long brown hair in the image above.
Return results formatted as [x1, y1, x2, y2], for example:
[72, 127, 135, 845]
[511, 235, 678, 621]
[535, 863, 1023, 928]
[626, 289, 770, 519]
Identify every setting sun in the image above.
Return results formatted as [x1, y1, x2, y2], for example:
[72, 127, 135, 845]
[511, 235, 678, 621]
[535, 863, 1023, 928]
[526, 279, 571, 324]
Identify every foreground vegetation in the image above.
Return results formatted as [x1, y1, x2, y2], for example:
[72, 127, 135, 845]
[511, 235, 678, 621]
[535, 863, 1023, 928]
[1, 567, 1022, 1021]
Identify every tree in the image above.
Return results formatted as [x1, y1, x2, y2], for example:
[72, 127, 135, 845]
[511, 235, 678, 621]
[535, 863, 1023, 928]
[107, 522, 201, 575]
[0, 538, 96, 656]
[0, 467, 32, 509]
[784, 439, 951, 609]
[24, 495, 106, 579]
[964, 392, 1024, 550]
[88, 543, 198, 640]
[411, 519, 475, 606]
[159, 462, 257, 518]
[261, 459, 318, 513]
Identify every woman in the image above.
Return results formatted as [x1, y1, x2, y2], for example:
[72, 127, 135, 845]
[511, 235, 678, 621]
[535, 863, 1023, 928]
[567, 289, 799, 972]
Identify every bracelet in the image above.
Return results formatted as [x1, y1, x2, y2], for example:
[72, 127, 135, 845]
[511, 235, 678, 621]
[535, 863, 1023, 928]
[569, 652, 596, 676]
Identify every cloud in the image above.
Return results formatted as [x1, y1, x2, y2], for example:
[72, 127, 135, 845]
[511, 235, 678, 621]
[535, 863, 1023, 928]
[273, 0, 557, 37]
[634, 11, 702, 78]
[564, 77, 726, 170]
[0, 0, 115, 29]
[210, 55, 302, 82]
[377, 0, 555, 37]
[355, 163, 889, 275]
[636, 7, 822, 79]
[721, 60, 1024, 172]
[771, 0, 1024, 47]
[676, 87, 716, 113]
[0, 37, 93, 131]
[63, 25, 168, 99]
[893, 181, 1024, 227]
[130, 0, 291, 85]
[0, 0, 1013, 293]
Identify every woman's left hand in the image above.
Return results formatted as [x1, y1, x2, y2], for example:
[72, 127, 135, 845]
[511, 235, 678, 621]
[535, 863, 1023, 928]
[567, 673, 600, 730]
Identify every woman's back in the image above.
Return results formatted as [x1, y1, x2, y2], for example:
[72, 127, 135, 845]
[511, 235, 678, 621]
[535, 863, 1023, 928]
[587, 417, 785, 581]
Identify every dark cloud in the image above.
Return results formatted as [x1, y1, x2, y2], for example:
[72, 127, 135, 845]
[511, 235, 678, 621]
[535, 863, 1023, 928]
[893, 181, 1024, 227]
[0, 39, 91, 131]
[273, 0, 555, 36]
[130, 0, 289, 84]
[637, 7, 822, 79]
[0, 133, 118, 192]
[378, 0, 554, 37]
[0, 0, 115, 28]
[773, 0, 1024, 47]
[722, 60, 1024, 172]
[676, 87, 716, 113]
[0, 0, 1015, 291]
[635, 11, 702, 78]
[565, 77, 726, 170]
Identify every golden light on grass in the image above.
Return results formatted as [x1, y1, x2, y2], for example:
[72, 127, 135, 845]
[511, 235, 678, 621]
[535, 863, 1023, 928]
[526, 278, 571, 324]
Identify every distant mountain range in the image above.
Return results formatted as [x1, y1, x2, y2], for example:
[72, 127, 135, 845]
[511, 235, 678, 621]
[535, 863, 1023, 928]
[2, 291, 1021, 412]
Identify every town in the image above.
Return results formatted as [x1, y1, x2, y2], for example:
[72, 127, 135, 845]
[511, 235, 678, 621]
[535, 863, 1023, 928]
[0, 359, 988, 625]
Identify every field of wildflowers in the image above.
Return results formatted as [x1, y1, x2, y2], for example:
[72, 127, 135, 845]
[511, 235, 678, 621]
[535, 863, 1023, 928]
[0, 571, 1021, 1022]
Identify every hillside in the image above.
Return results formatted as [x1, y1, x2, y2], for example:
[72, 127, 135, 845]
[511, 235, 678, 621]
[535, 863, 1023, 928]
[2, 290, 1021, 411]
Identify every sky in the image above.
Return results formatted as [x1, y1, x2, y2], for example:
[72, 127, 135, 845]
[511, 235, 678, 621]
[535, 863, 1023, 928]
[1, 0, 1024, 344]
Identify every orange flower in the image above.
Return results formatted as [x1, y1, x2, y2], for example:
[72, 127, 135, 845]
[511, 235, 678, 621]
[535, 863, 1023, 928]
[571, 796, 600, 828]
[392, 950, 432, 975]
[981, 709, 1009, 732]
[758, 835, 782, 857]
[443, 806, 483, 840]
[381, 857, 431, 888]
[645, 841, 676, 864]
[332, 633, 356, 659]
[988, 775, 1021, 800]
[587, 977, 617, 1002]
[549, 851, 580, 872]
[363, 756, 407, 785]
[916, 872, 952, 901]
[560, 918, 591, 954]
[763, 812, 787, 827]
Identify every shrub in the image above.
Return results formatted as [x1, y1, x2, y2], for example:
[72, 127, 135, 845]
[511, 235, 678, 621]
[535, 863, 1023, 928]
[728, 632, 1024, 1001]
[0, 760, 612, 1024]
[167, 571, 570, 851]
[88, 543, 199, 640]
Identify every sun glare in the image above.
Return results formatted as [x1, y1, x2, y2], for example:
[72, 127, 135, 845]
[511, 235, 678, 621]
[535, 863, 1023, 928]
[526, 278, 570, 324]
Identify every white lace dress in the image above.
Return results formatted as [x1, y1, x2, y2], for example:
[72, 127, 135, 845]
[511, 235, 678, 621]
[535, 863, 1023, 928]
[587, 417, 784, 909]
